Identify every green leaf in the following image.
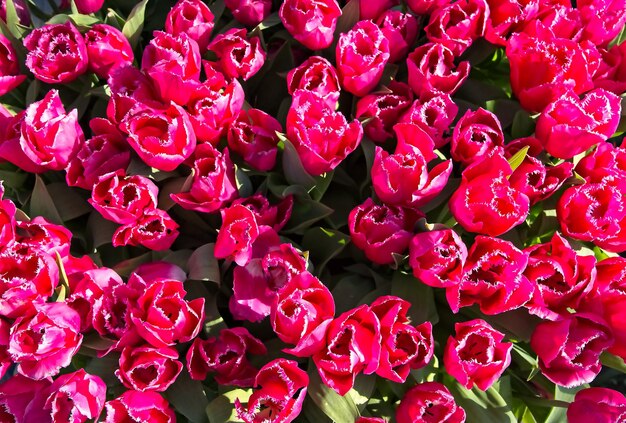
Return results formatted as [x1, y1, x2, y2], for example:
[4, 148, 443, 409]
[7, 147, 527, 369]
[87, 211, 118, 250]
[113, 251, 157, 277]
[335, 0, 360, 36]
[357, 282, 392, 308]
[310, 171, 334, 201]
[161, 249, 192, 271]
[609, 23, 626, 48]
[54, 251, 70, 295]
[507, 146, 529, 173]
[165, 371, 210, 423]
[513, 399, 539, 423]
[209, 0, 225, 23]
[421, 177, 460, 214]
[30, 175, 63, 224]
[158, 172, 194, 211]
[321, 186, 358, 229]
[46, 182, 91, 221]
[68, 13, 101, 28]
[47, 14, 71, 25]
[348, 374, 376, 411]
[307, 362, 360, 422]
[344, 263, 389, 288]
[105, 7, 126, 29]
[511, 109, 535, 139]
[457, 77, 509, 105]
[84, 352, 120, 385]
[592, 245, 616, 261]
[391, 271, 439, 325]
[206, 388, 251, 423]
[510, 343, 539, 380]
[236, 166, 254, 198]
[81, 332, 116, 351]
[302, 397, 333, 423]
[481, 308, 542, 342]
[282, 198, 334, 234]
[0, 168, 27, 191]
[4, 0, 28, 38]
[464, 38, 498, 67]
[448, 380, 517, 423]
[278, 133, 317, 190]
[332, 274, 376, 315]
[188, 243, 221, 284]
[544, 386, 581, 423]
[302, 227, 350, 275]
[253, 12, 281, 31]
[25, 79, 40, 105]
[486, 99, 524, 129]
[601, 351, 626, 373]
[122, 0, 148, 49]
[359, 137, 376, 194]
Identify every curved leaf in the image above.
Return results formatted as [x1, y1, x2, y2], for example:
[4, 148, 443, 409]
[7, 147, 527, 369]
[448, 379, 517, 423]
[188, 243, 221, 284]
[122, 0, 148, 48]
[307, 362, 360, 422]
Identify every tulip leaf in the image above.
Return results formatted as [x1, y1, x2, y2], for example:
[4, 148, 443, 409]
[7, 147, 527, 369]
[54, 251, 70, 294]
[457, 78, 509, 105]
[335, 0, 360, 37]
[278, 133, 317, 190]
[25, 79, 39, 105]
[159, 172, 194, 211]
[235, 166, 254, 198]
[359, 137, 376, 194]
[302, 227, 350, 275]
[30, 175, 63, 224]
[122, 0, 148, 49]
[104, 8, 126, 29]
[282, 197, 334, 234]
[188, 243, 221, 284]
[601, 351, 626, 373]
[511, 109, 535, 139]
[46, 182, 91, 221]
[486, 99, 523, 129]
[84, 352, 120, 385]
[206, 388, 252, 423]
[391, 271, 439, 325]
[4, 0, 27, 38]
[609, 24, 626, 48]
[46, 14, 70, 24]
[307, 362, 360, 422]
[349, 373, 376, 411]
[512, 399, 540, 423]
[86, 211, 118, 250]
[543, 386, 582, 423]
[110, 251, 153, 275]
[81, 332, 117, 351]
[0, 168, 27, 192]
[165, 370, 210, 423]
[68, 13, 102, 28]
[321, 185, 358, 229]
[448, 379, 517, 423]
[254, 12, 281, 32]
[208, 0, 225, 23]
[302, 397, 333, 423]
[510, 343, 539, 381]
[507, 146, 529, 173]
[333, 274, 376, 315]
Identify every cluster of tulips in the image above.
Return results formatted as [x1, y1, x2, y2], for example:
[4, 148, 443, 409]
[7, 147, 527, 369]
[0, 0, 625, 421]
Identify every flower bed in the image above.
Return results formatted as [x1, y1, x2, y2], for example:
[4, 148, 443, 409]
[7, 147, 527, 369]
[0, 0, 626, 421]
